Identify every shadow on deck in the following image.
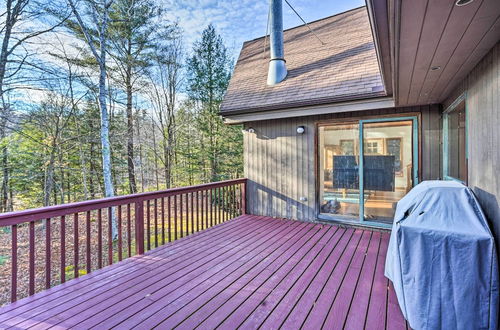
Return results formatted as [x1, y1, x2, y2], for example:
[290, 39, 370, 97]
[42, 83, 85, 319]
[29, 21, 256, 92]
[0, 215, 407, 329]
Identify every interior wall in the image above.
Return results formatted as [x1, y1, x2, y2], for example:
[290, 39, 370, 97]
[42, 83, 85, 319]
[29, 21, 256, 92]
[443, 42, 500, 245]
[243, 105, 441, 221]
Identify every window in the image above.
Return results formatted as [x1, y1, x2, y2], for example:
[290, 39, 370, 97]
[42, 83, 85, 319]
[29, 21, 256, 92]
[364, 140, 381, 154]
[444, 95, 467, 183]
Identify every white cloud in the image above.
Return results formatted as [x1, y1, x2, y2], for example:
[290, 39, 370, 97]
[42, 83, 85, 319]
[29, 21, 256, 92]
[159, 0, 364, 60]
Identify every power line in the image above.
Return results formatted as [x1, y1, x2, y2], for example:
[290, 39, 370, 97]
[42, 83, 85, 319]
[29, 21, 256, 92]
[263, 1, 271, 59]
[284, 0, 325, 45]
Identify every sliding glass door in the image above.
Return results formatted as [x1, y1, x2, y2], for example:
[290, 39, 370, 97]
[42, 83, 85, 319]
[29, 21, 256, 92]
[318, 116, 418, 226]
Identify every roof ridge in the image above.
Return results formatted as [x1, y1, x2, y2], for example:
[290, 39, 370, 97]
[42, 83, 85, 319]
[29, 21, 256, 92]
[243, 5, 367, 45]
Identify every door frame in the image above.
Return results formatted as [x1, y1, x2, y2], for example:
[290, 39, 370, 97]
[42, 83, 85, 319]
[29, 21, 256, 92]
[358, 116, 419, 227]
[316, 113, 420, 229]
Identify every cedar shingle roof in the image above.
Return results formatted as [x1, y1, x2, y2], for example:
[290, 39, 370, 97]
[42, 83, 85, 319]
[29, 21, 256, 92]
[220, 7, 385, 116]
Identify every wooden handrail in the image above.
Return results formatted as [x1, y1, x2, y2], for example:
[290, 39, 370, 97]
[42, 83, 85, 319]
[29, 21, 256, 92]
[0, 178, 247, 304]
[0, 178, 247, 226]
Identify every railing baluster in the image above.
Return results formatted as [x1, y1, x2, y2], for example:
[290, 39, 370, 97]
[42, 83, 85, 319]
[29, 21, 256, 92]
[190, 192, 194, 235]
[45, 218, 51, 289]
[154, 199, 158, 248]
[218, 187, 222, 224]
[118, 205, 123, 261]
[241, 182, 247, 215]
[168, 195, 171, 243]
[180, 194, 184, 238]
[134, 201, 145, 255]
[0, 179, 247, 301]
[60, 215, 66, 284]
[161, 197, 165, 244]
[108, 207, 113, 265]
[210, 189, 213, 227]
[11, 224, 17, 302]
[97, 209, 102, 269]
[73, 213, 79, 279]
[224, 186, 227, 222]
[146, 200, 151, 251]
[127, 204, 131, 257]
[29, 221, 35, 295]
[174, 194, 178, 241]
[196, 191, 200, 232]
[202, 190, 205, 230]
[231, 184, 236, 218]
[86, 211, 91, 274]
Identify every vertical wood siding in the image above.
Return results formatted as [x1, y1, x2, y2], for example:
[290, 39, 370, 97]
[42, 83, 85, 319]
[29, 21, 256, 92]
[444, 42, 500, 244]
[244, 105, 441, 221]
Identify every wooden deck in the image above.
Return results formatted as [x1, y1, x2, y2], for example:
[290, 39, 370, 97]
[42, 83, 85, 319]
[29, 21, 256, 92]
[0, 215, 407, 329]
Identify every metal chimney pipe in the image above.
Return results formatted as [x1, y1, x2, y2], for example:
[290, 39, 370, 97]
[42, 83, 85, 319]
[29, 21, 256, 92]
[267, 0, 287, 85]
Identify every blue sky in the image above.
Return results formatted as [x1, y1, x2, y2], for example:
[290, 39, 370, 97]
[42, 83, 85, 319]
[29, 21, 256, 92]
[162, 0, 365, 59]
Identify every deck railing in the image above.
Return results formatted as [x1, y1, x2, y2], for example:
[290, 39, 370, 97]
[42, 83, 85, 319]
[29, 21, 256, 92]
[0, 178, 247, 304]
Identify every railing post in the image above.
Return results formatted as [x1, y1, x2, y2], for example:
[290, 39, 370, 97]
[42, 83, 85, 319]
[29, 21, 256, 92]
[135, 201, 145, 255]
[241, 181, 247, 215]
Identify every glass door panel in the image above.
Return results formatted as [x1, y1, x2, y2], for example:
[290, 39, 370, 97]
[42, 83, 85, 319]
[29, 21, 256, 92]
[319, 124, 360, 220]
[361, 120, 414, 224]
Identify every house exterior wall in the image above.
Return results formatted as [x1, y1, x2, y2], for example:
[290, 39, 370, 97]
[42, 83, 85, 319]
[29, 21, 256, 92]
[443, 42, 500, 244]
[243, 105, 441, 221]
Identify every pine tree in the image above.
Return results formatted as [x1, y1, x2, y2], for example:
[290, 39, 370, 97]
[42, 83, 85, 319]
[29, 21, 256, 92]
[187, 24, 242, 182]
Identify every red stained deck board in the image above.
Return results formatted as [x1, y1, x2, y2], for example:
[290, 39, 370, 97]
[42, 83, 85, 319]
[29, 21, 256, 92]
[113, 220, 311, 327]
[123, 221, 317, 329]
[0, 216, 407, 330]
[343, 231, 382, 329]
[0, 214, 254, 319]
[154, 224, 331, 329]
[274, 228, 360, 328]
[2, 215, 272, 328]
[365, 232, 391, 329]
[88, 219, 311, 329]
[23, 217, 284, 329]
[237, 227, 353, 329]
[300, 229, 365, 330]
[322, 230, 374, 329]
[388, 281, 408, 330]
[178, 225, 340, 330]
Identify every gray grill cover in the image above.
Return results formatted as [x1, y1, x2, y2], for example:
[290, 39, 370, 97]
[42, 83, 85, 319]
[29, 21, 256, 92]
[385, 180, 499, 329]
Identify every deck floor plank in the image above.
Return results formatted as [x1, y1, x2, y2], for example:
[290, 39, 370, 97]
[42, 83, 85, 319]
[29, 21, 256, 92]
[365, 232, 391, 329]
[300, 229, 365, 329]
[157, 224, 331, 329]
[28, 217, 284, 329]
[93, 219, 312, 329]
[0, 215, 256, 321]
[0, 216, 407, 330]
[7, 216, 277, 329]
[343, 231, 382, 329]
[238, 228, 353, 330]
[182, 226, 343, 330]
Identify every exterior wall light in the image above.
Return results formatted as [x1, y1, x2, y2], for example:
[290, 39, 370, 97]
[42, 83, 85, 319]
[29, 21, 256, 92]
[247, 127, 255, 134]
[297, 126, 305, 134]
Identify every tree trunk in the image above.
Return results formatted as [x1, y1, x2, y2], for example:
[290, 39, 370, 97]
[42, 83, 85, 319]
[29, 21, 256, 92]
[43, 146, 57, 206]
[125, 72, 137, 194]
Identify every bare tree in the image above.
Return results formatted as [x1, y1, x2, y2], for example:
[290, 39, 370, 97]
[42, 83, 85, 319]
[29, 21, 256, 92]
[0, 0, 68, 211]
[148, 34, 184, 188]
[67, 0, 116, 236]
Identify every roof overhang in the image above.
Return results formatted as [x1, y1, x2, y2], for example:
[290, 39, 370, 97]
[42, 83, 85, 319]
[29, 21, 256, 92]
[370, 0, 500, 106]
[223, 97, 395, 124]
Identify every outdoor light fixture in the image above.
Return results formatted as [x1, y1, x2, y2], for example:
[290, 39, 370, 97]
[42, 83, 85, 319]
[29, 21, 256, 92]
[247, 127, 255, 134]
[296, 126, 305, 134]
[455, 0, 474, 6]
[431, 66, 441, 71]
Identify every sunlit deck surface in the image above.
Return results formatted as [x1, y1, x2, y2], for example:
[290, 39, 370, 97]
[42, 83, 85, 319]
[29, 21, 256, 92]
[0, 215, 407, 329]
